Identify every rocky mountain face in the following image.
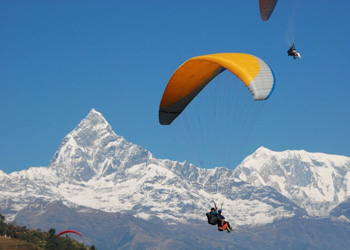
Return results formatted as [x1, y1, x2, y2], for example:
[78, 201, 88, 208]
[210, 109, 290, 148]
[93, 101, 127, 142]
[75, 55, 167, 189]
[1, 109, 350, 249]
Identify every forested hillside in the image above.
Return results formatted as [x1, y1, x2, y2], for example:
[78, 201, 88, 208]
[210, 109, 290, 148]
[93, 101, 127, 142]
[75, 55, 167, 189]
[0, 213, 96, 250]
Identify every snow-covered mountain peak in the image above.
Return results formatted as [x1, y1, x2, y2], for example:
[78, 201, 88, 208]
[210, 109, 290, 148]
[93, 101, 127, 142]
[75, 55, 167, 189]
[81, 108, 110, 130]
[252, 146, 273, 158]
[235, 148, 350, 216]
[255, 146, 271, 153]
[48, 109, 151, 182]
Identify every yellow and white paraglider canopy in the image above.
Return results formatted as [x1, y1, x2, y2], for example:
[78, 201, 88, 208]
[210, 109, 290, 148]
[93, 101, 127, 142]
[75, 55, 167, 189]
[159, 53, 275, 125]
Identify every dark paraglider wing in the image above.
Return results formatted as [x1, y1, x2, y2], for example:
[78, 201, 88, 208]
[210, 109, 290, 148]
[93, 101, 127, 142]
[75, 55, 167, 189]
[259, 0, 278, 21]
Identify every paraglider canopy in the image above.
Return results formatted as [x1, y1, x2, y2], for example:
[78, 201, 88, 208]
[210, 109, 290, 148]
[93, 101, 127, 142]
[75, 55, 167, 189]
[259, 0, 278, 21]
[55, 230, 82, 238]
[159, 53, 275, 125]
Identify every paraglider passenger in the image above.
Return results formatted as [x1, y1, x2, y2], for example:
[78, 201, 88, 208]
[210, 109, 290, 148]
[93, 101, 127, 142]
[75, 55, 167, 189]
[217, 209, 233, 232]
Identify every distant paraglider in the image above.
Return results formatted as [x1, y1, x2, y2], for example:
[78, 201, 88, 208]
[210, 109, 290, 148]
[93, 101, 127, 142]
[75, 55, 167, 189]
[259, 0, 278, 21]
[259, 1, 301, 60]
[287, 43, 301, 59]
[159, 53, 275, 125]
[55, 230, 82, 239]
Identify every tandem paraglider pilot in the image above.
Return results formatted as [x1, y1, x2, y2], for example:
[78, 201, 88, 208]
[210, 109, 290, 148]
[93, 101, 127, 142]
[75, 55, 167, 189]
[206, 207, 233, 233]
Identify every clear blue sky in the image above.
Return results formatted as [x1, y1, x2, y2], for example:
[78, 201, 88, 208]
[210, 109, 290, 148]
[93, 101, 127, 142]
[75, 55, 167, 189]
[1, 0, 350, 173]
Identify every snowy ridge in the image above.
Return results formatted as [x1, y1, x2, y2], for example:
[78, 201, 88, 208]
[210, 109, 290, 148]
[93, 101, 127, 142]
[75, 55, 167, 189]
[234, 146, 350, 216]
[0, 109, 349, 226]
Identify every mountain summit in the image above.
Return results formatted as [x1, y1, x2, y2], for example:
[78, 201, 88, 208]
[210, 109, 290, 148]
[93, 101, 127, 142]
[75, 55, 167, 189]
[49, 109, 150, 181]
[234, 146, 350, 216]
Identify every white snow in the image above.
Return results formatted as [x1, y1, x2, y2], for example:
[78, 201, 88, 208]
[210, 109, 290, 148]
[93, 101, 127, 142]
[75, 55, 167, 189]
[234, 147, 350, 216]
